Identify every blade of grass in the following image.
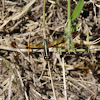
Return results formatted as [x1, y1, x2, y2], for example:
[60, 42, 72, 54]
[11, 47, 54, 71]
[65, 0, 75, 53]
[65, 0, 71, 49]
[43, 0, 46, 39]
[0, 56, 14, 74]
[48, 61, 57, 100]
[62, 57, 67, 100]
[71, 0, 84, 23]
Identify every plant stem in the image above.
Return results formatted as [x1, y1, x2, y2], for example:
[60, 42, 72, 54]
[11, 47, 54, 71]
[43, 0, 46, 39]
[67, 0, 71, 50]
[65, 0, 75, 52]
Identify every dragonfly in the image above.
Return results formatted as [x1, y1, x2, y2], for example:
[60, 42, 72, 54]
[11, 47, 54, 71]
[6, 35, 66, 61]
[26, 33, 78, 60]
[27, 35, 65, 60]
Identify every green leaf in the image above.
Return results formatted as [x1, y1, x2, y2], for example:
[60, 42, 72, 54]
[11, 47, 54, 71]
[71, 0, 84, 23]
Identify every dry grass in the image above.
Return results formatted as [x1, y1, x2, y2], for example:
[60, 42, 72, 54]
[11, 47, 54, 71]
[0, 0, 100, 100]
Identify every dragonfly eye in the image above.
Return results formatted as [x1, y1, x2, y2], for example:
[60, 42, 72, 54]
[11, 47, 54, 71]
[44, 56, 50, 61]
[44, 39, 50, 61]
